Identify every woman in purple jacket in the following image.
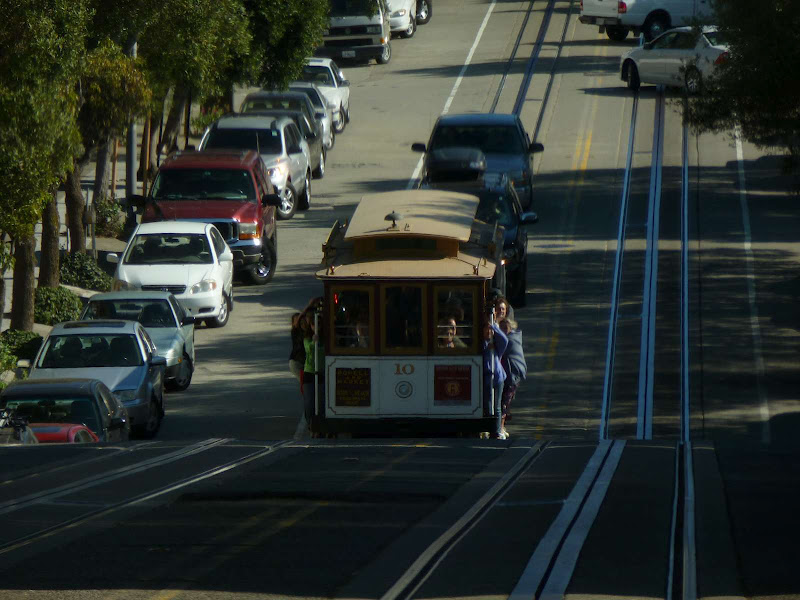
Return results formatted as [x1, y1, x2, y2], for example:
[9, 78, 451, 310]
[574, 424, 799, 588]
[482, 312, 509, 439]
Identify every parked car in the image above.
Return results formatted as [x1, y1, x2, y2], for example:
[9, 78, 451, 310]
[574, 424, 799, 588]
[580, 0, 713, 41]
[19, 322, 165, 438]
[133, 150, 281, 285]
[204, 112, 311, 220]
[620, 26, 728, 93]
[412, 113, 544, 209]
[425, 170, 538, 306]
[317, 0, 392, 65]
[81, 291, 196, 392]
[299, 58, 351, 134]
[242, 109, 326, 180]
[109, 221, 235, 328]
[239, 90, 323, 145]
[416, 0, 432, 24]
[387, 0, 418, 37]
[287, 81, 336, 149]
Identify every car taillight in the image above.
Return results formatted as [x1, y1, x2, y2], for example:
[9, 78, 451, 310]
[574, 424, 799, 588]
[618, 1, 627, 13]
[714, 51, 729, 65]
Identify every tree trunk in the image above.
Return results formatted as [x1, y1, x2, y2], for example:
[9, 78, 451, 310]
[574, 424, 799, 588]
[159, 85, 189, 159]
[64, 163, 86, 255]
[38, 191, 60, 288]
[94, 137, 113, 204]
[0, 273, 5, 332]
[137, 112, 158, 182]
[10, 233, 35, 331]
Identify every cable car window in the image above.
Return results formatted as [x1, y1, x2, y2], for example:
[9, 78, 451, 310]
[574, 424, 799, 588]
[331, 287, 373, 353]
[381, 284, 426, 354]
[435, 287, 476, 353]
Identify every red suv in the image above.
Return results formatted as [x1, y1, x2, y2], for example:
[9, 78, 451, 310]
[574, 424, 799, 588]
[134, 150, 281, 285]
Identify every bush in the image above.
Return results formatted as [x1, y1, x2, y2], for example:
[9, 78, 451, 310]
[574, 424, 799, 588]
[60, 252, 113, 291]
[93, 194, 124, 239]
[191, 104, 228, 137]
[0, 330, 43, 361]
[34, 286, 83, 326]
[0, 342, 16, 376]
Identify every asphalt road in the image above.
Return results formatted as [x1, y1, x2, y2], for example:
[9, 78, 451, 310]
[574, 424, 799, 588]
[1, 0, 799, 598]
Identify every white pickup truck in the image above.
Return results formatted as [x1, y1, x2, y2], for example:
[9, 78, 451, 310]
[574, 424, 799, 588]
[579, 0, 713, 41]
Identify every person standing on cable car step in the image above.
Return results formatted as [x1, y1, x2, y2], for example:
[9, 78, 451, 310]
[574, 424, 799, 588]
[300, 303, 325, 436]
[482, 311, 508, 439]
[289, 312, 305, 382]
[498, 317, 527, 439]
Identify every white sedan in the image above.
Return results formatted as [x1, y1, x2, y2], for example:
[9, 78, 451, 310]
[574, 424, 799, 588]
[300, 58, 351, 134]
[387, 0, 417, 38]
[620, 27, 728, 94]
[108, 221, 234, 328]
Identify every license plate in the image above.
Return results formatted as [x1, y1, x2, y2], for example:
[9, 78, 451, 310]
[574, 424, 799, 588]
[342, 50, 355, 58]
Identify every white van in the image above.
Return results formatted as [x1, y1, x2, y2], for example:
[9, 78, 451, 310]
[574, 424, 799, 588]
[579, 0, 713, 41]
[317, 0, 392, 65]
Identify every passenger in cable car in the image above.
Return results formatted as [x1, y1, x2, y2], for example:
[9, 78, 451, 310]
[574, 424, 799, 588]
[482, 311, 509, 438]
[437, 316, 467, 349]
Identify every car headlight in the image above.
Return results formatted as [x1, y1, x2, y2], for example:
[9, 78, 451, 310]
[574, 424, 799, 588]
[190, 279, 218, 294]
[239, 222, 259, 240]
[366, 25, 382, 33]
[115, 389, 138, 402]
[267, 162, 289, 180]
[391, 9, 407, 16]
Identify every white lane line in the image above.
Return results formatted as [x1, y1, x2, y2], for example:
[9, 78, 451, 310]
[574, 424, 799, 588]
[508, 440, 616, 600]
[734, 128, 771, 445]
[0, 438, 230, 515]
[406, 0, 498, 189]
[538, 440, 625, 600]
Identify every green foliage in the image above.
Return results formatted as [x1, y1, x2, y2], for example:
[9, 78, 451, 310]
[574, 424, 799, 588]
[0, 330, 43, 362]
[93, 194, 125, 238]
[60, 252, 113, 291]
[191, 103, 229, 137]
[0, 340, 17, 376]
[686, 0, 800, 164]
[244, 0, 331, 89]
[34, 286, 83, 326]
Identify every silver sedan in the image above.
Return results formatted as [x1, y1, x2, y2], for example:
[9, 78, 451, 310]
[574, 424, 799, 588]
[620, 27, 729, 94]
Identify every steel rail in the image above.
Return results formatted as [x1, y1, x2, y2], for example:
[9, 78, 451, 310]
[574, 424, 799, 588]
[379, 441, 547, 600]
[512, 0, 558, 116]
[0, 440, 294, 557]
[636, 87, 665, 440]
[599, 94, 639, 441]
[489, 0, 537, 114]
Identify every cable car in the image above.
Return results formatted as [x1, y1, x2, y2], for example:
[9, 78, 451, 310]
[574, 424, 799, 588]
[311, 189, 507, 435]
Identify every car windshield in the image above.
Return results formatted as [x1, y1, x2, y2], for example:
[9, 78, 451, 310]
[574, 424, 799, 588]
[475, 192, 515, 228]
[329, 0, 376, 18]
[300, 66, 334, 87]
[38, 334, 143, 369]
[241, 97, 306, 114]
[125, 233, 213, 265]
[3, 397, 100, 433]
[151, 168, 256, 201]
[703, 30, 728, 46]
[201, 128, 283, 157]
[430, 125, 526, 155]
[293, 87, 325, 109]
[84, 299, 177, 328]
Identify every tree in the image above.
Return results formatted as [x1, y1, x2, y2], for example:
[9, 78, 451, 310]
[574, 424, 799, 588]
[0, 0, 89, 330]
[63, 39, 151, 254]
[685, 0, 800, 169]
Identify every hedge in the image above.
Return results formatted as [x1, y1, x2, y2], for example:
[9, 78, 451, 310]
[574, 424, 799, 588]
[60, 252, 113, 291]
[34, 286, 83, 326]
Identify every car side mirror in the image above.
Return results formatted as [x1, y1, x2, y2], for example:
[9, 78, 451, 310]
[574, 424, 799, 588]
[186, 144, 196, 151]
[150, 355, 167, 367]
[181, 315, 196, 326]
[16, 359, 31, 369]
[289, 145, 302, 154]
[106, 253, 119, 264]
[412, 143, 427, 153]
[520, 211, 539, 225]
[262, 193, 281, 207]
[316, 112, 326, 120]
[529, 142, 544, 154]
[128, 194, 146, 214]
[342, 80, 350, 87]
[219, 250, 234, 262]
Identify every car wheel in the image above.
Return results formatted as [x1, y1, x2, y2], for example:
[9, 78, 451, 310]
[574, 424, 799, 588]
[626, 61, 641, 91]
[334, 109, 346, 134]
[247, 234, 277, 285]
[328, 129, 335, 149]
[206, 293, 230, 328]
[166, 352, 193, 392]
[685, 67, 702, 95]
[377, 42, 392, 65]
[606, 25, 628, 41]
[643, 13, 669, 41]
[276, 183, 297, 220]
[416, 0, 431, 24]
[299, 170, 311, 210]
[134, 399, 161, 439]
[402, 15, 416, 38]
[313, 147, 325, 179]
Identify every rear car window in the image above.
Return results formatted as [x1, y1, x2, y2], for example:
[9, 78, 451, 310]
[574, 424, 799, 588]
[151, 168, 257, 201]
[430, 125, 525, 155]
[202, 129, 283, 155]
